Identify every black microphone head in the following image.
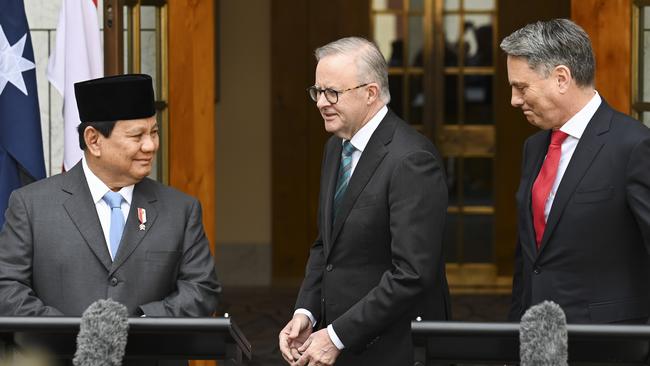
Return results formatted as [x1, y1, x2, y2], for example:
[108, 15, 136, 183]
[520, 300, 568, 366]
[73, 299, 129, 366]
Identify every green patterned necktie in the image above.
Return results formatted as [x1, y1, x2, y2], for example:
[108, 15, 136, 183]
[333, 140, 356, 218]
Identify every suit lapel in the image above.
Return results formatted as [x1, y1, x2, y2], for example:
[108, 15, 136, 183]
[109, 179, 158, 275]
[521, 133, 549, 262]
[537, 102, 612, 255]
[62, 163, 113, 271]
[323, 140, 342, 256]
[328, 113, 395, 254]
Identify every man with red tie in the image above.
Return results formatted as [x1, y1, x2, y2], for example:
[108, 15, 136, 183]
[502, 19, 650, 324]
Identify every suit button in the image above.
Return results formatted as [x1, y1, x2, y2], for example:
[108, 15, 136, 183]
[533, 267, 541, 275]
[109, 277, 119, 286]
[326, 264, 333, 272]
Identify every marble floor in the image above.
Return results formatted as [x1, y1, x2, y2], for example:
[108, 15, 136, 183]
[220, 286, 511, 365]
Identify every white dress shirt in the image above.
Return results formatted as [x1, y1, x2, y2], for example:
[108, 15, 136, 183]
[82, 157, 134, 260]
[295, 105, 388, 350]
[543, 92, 602, 221]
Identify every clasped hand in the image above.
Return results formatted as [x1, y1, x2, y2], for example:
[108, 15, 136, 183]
[279, 314, 341, 366]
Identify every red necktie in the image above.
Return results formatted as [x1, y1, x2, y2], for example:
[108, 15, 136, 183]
[532, 130, 569, 249]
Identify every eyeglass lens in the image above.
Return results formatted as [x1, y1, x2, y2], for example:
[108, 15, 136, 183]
[308, 87, 338, 104]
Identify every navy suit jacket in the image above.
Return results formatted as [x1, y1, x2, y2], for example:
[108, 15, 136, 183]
[510, 101, 650, 324]
[295, 110, 451, 365]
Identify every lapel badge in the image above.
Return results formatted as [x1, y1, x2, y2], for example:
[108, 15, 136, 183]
[138, 207, 147, 231]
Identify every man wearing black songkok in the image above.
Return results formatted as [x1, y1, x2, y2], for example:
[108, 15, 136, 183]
[0, 74, 221, 320]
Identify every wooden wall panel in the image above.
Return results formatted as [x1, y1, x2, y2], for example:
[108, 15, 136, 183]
[168, 2, 216, 364]
[494, 0, 570, 276]
[168, 0, 216, 256]
[572, 0, 631, 114]
[271, 0, 370, 281]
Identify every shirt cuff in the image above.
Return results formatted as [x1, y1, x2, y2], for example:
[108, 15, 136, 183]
[294, 308, 317, 328]
[327, 324, 345, 350]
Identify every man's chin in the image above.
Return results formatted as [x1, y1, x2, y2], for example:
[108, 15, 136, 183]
[131, 169, 152, 182]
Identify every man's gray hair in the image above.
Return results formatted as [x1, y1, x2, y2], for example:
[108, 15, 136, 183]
[500, 19, 595, 87]
[315, 37, 391, 103]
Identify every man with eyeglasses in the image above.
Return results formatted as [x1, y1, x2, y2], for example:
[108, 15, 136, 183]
[278, 36, 450, 366]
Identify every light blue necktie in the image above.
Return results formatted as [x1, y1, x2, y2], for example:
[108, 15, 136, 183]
[333, 140, 357, 217]
[102, 191, 125, 260]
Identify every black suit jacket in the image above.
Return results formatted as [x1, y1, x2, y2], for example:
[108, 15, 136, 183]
[295, 110, 451, 365]
[510, 101, 650, 324]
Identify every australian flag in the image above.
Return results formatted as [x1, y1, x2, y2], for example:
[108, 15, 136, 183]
[0, 0, 46, 228]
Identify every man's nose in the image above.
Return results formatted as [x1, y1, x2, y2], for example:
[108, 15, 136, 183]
[316, 92, 331, 108]
[141, 135, 156, 152]
[511, 90, 523, 107]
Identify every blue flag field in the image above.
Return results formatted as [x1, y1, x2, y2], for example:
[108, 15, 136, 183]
[0, 0, 46, 229]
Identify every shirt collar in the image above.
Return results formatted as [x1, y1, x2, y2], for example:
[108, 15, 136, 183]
[82, 157, 134, 205]
[348, 105, 388, 152]
[560, 91, 602, 140]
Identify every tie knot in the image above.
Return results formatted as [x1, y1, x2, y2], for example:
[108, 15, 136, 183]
[102, 191, 123, 209]
[342, 140, 356, 157]
[550, 130, 569, 146]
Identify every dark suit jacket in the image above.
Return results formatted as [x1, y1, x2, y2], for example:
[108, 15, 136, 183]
[510, 101, 650, 324]
[295, 110, 451, 365]
[0, 162, 221, 317]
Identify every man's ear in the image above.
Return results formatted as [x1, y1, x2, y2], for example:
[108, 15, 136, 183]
[367, 83, 380, 105]
[554, 65, 572, 93]
[84, 126, 102, 157]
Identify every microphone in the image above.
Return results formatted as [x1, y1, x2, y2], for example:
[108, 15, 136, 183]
[73, 299, 129, 366]
[519, 300, 568, 366]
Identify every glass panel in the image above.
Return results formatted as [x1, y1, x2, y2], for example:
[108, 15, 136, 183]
[372, 0, 404, 11]
[464, 14, 493, 67]
[463, 158, 493, 205]
[644, 6, 650, 28]
[410, 0, 424, 12]
[443, 213, 459, 262]
[444, 74, 459, 124]
[465, 0, 496, 11]
[375, 14, 402, 65]
[141, 29, 157, 86]
[444, 15, 461, 67]
[444, 157, 459, 206]
[643, 112, 650, 128]
[123, 5, 130, 73]
[141, 5, 156, 30]
[644, 30, 650, 102]
[409, 74, 424, 124]
[408, 15, 424, 66]
[388, 74, 404, 118]
[464, 75, 493, 124]
[463, 214, 494, 262]
[444, 0, 459, 11]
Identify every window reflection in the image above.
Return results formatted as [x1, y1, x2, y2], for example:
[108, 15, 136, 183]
[465, 75, 493, 124]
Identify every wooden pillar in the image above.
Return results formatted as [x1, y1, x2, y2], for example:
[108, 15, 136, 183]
[168, 0, 216, 259]
[572, 0, 632, 113]
[168, 2, 216, 364]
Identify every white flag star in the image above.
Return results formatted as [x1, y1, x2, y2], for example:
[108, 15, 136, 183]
[0, 25, 36, 96]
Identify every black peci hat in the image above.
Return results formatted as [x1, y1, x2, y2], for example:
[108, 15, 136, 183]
[74, 74, 155, 122]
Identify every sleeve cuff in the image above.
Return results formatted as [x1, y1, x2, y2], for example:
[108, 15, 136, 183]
[294, 308, 317, 328]
[327, 324, 345, 350]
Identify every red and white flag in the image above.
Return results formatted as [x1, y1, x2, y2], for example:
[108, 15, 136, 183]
[47, 0, 103, 171]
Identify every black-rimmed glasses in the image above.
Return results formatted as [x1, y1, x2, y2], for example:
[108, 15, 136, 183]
[306, 83, 369, 104]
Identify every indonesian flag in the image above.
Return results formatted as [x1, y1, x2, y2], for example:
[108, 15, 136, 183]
[47, 0, 103, 171]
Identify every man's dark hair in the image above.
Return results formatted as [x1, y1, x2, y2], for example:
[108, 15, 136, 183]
[77, 121, 117, 150]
